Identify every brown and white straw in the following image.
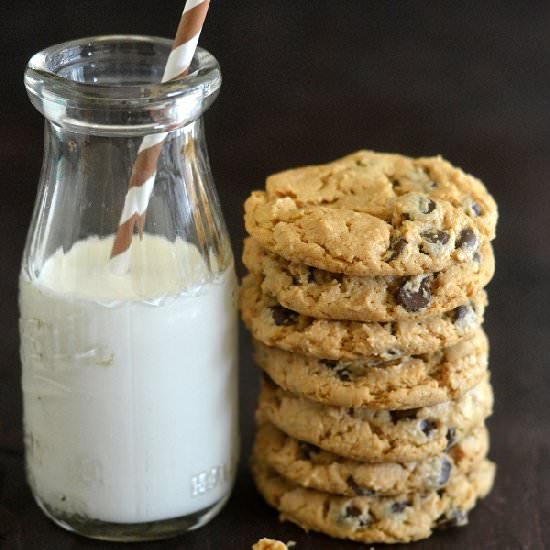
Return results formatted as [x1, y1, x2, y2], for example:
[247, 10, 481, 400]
[110, 0, 210, 274]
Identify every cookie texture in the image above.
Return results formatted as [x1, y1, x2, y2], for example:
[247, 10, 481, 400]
[257, 377, 493, 462]
[252, 459, 495, 544]
[240, 275, 486, 361]
[254, 422, 489, 497]
[253, 329, 489, 409]
[243, 237, 494, 322]
[244, 151, 497, 276]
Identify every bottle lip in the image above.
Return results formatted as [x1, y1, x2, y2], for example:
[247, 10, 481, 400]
[24, 35, 221, 135]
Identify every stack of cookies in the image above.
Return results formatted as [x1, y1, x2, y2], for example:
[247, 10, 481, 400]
[240, 151, 498, 544]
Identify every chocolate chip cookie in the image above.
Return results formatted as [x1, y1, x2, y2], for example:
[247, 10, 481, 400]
[252, 458, 495, 544]
[244, 151, 497, 276]
[253, 328, 488, 409]
[254, 422, 489, 497]
[243, 237, 494, 321]
[240, 274, 486, 361]
[257, 377, 493, 462]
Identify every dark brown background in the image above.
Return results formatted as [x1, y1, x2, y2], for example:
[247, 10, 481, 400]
[1, 1, 549, 549]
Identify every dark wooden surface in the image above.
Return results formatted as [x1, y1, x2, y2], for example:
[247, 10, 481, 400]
[1, 2, 549, 549]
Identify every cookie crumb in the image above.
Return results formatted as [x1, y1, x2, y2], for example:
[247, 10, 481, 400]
[252, 538, 291, 550]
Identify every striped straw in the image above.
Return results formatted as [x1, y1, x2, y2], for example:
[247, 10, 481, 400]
[109, 0, 210, 274]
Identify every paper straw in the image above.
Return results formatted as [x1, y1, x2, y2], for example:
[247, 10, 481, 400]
[109, 0, 210, 274]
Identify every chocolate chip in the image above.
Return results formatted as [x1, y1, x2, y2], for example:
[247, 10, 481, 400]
[387, 238, 407, 262]
[420, 418, 439, 436]
[390, 177, 400, 188]
[336, 368, 352, 382]
[439, 458, 452, 486]
[446, 427, 456, 449]
[343, 505, 371, 528]
[271, 305, 298, 326]
[471, 201, 483, 216]
[298, 441, 320, 461]
[436, 507, 468, 528]
[430, 181, 438, 188]
[390, 408, 419, 423]
[307, 267, 316, 283]
[390, 500, 411, 514]
[345, 505, 362, 518]
[456, 228, 477, 249]
[396, 276, 432, 312]
[321, 360, 352, 382]
[347, 476, 374, 496]
[422, 198, 437, 214]
[453, 305, 470, 322]
[421, 230, 450, 244]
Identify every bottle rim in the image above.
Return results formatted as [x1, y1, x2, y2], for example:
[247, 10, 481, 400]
[24, 35, 221, 135]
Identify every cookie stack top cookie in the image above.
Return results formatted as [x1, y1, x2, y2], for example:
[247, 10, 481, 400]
[245, 150, 497, 277]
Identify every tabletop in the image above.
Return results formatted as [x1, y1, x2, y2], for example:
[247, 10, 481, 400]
[1, 2, 549, 549]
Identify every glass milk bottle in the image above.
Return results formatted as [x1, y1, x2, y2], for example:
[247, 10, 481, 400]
[21, 35, 238, 541]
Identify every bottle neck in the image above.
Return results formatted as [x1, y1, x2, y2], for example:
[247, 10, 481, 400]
[25, 35, 221, 137]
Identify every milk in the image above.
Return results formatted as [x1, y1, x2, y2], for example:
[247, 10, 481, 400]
[19, 235, 239, 525]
